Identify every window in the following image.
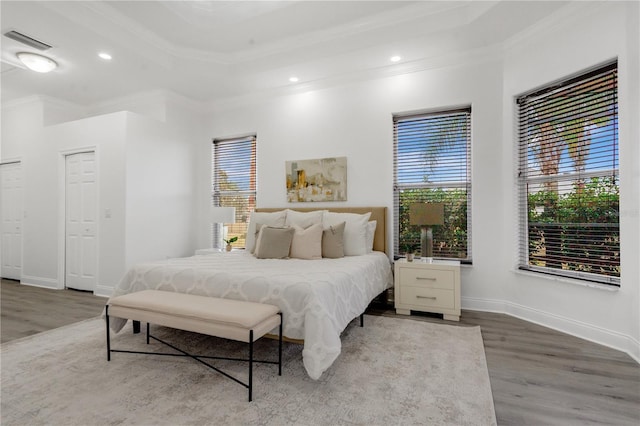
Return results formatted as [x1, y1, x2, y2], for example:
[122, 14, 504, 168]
[212, 135, 256, 249]
[393, 107, 472, 261]
[517, 61, 619, 286]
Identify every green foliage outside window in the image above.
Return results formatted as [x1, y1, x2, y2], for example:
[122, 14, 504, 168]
[398, 188, 468, 259]
[527, 177, 619, 277]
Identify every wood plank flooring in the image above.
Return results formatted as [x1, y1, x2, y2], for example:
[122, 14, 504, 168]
[1, 278, 106, 343]
[2, 278, 639, 425]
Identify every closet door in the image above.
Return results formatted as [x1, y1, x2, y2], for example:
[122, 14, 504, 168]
[0, 162, 23, 280]
[65, 152, 97, 291]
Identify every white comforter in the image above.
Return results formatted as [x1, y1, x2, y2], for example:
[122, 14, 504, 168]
[108, 251, 393, 380]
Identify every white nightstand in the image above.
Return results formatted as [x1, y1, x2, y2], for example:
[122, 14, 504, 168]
[394, 258, 461, 321]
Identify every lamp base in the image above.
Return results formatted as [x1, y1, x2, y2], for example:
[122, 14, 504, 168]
[420, 227, 434, 259]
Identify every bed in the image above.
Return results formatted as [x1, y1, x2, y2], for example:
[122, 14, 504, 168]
[107, 207, 393, 380]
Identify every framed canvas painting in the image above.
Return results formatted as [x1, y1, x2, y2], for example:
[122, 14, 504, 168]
[286, 157, 347, 202]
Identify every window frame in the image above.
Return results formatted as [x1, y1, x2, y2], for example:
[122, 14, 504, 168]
[516, 61, 619, 286]
[393, 107, 472, 262]
[212, 134, 257, 249]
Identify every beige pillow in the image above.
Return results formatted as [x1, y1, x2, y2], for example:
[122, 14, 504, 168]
[322, 221, 346, 258]
[254, 225, 295, 259]
[323, 212, 371, 256]
[290, 223, 323, 260]
[246, 210, 287, 253]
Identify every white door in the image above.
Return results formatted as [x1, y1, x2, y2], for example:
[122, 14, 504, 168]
[65, 152, 97, 291]
[0, 162, 23, 280]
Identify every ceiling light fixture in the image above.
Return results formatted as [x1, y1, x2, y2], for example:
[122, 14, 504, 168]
[16, 52, 57, 73]
[98, 52, 112, 60]
[289, 76, 299, 83]
[390, 55, 402, 63]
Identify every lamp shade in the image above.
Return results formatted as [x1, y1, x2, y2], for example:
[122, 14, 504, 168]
[210, 207, 236, 223]
[409, 203, 444, 226]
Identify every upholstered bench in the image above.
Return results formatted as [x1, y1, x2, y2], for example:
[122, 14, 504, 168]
[105, 290, 282, 402]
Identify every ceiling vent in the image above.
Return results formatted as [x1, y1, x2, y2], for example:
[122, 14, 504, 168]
[4, 30, 52, 51]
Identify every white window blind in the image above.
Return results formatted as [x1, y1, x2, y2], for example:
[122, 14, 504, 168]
[212, 135, 256, 249]
[393, 107, 472, 261]
[517, 61, 619, 286]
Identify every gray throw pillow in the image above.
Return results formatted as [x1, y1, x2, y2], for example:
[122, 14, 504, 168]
[254, 225, 295, 259]
[322, 221, 346, 258]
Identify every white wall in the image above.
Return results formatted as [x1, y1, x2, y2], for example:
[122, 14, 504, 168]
[201, 2, 639, 361]
[200, 59, 505, 253]
[501, 1, 639, 361]
[1, 94, 203, 297]
[125, 111, 198, 267]
[0, 100, 130, 291]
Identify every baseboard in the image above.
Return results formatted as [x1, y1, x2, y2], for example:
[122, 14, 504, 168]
[94, 285, 114, 298]
[19, 275, 61, 290]
[463, 296, 640, 364]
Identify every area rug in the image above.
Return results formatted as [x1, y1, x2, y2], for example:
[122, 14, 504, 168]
[1, 315, 496, 425]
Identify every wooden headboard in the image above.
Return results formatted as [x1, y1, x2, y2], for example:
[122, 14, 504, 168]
[256, 207, 387, 254]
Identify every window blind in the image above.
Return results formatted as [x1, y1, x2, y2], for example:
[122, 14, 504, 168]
[517, 61, 619, 285]
[212, 135, 257, 249]
[393, 107, 472, 261]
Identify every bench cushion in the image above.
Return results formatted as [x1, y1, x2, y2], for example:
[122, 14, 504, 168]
[108, 290, 280, 343]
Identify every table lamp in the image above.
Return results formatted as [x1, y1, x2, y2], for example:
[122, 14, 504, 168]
[409, 203, 444, 260]
[210, 207, 236, 249]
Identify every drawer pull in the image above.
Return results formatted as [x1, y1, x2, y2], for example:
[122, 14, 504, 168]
[416, 295, 437, 300]
[416, 277, 437, 281]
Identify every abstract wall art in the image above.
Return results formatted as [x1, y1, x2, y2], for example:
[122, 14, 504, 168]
[285, 157, 347, 202]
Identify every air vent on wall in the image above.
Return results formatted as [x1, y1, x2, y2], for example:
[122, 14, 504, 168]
[4, 30, 52, 51]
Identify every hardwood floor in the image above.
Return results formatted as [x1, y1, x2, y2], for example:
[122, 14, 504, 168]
[2, 278, 638, 425]
[1, 278, 106, 343]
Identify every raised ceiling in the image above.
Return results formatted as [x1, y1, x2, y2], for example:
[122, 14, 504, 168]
[0, 1, 569, 107]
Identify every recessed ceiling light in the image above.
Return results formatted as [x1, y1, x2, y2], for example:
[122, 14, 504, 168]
[16, 52, 57, 73]
[98, 52, 112, 60]
[390, 55, 402, 63]
[289, 76, 299, 83]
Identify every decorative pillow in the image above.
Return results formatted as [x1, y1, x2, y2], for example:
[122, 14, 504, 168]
[322, 221, 346, 258]
[246, 210, 287, 253]
[285, 209, 326, 228]
[366, 220, 377, 253]
[254, 225, 295, 259]
[323, 212, 371, 256]
[289, 223, 323, 260]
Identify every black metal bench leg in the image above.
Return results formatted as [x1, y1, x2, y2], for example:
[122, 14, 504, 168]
[278, 312, 283, 376]
[146, 322, 150, 344]
[105, 306, 111, 361]
[249, 330, 254, 402]
[360, 313, 364, 327]
[133, 320, 141, 334]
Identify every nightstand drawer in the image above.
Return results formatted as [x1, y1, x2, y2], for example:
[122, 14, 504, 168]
[398, 267, 455, 290]
[398, 287, 455, 310]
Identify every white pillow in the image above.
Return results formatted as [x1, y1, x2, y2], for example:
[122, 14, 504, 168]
[246, 210, 287, 253]
[366, 220, 377, 253]
[285, 209, 326, 228]
[289, 223, 323, 260]
[323, 211, 371, 256]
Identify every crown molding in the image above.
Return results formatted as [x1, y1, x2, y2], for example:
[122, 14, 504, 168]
[86, 89, 206, 119]
[38, 0, 497, 67]
[206, 41, 504, 115]
[1, 94, 46, 109]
